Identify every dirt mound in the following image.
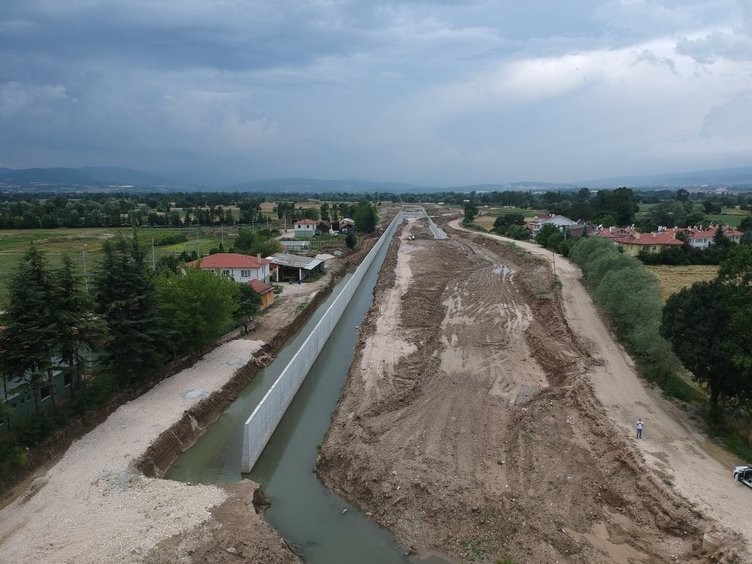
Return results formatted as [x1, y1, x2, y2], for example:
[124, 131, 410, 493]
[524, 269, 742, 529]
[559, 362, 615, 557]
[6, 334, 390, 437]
[317, 219, 739, 563]
[144, 481, 298, 564]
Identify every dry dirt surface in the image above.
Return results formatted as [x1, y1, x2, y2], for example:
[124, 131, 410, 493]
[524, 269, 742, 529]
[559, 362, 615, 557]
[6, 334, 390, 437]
[0, 269, 342, 564]
[317, 216, 744, 563]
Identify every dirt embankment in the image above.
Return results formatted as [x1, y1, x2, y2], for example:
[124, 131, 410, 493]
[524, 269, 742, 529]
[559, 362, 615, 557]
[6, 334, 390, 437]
[317, 218, 740, 563]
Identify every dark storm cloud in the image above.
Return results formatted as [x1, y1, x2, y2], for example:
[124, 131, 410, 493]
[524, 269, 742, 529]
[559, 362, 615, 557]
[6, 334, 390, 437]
[0, 0, 750, 185]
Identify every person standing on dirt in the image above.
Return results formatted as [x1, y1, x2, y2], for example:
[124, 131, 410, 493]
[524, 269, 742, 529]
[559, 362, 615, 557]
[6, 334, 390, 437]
[636, 418, 644, 439]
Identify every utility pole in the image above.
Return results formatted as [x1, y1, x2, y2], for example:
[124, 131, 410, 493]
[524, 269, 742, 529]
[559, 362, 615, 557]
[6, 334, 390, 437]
[82, 244, 88, 292]
[151, 238, 156, 271]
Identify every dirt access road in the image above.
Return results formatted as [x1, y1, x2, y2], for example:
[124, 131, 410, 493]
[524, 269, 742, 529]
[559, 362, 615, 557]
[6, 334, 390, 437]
[0, 272, 346, 563]
[318, 215, 744, 563]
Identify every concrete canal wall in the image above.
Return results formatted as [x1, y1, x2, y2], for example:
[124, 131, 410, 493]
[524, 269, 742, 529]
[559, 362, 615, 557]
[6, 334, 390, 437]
[241, 212, 405, 472]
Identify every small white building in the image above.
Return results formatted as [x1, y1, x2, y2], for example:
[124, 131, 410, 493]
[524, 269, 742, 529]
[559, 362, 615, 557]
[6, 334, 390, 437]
[294, 219, 317, 238]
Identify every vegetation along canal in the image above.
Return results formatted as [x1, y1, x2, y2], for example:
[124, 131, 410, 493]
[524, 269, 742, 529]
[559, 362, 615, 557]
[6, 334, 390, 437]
[167, 232, 408, 563]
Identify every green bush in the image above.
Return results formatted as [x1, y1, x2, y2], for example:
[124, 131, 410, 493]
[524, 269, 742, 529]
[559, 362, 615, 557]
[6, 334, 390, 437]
[570, 237, 692, 401]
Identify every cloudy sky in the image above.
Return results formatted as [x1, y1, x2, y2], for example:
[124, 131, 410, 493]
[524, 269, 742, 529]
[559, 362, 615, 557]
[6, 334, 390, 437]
[1, 1, 751, 186]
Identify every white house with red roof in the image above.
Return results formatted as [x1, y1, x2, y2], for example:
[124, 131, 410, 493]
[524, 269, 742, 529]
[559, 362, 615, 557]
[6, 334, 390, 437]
[294, 219, 317, 238]
[684, 226, 743, 249]
[186, 253, 271, 284]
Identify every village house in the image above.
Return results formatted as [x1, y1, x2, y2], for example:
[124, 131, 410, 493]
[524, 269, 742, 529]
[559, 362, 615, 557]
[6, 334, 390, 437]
[1, 362, 80, 433]
[336, 218, 355, 233]
[530, 214, 585, 237]
[187, 253, 271, 284]
[294, 219, 317, 238]
[611, 231, 684, 256]
[684, 225, 743, 249]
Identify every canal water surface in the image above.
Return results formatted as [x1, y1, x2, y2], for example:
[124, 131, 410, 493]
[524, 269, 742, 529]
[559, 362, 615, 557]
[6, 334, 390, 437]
[167, 234, 409, 563]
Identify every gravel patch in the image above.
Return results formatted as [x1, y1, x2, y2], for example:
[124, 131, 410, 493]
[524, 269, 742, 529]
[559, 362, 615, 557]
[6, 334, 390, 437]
[0, 339, 263, 564]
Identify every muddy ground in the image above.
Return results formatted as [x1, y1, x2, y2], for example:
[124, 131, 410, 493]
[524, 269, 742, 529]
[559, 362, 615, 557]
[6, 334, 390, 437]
[317, 216, 743, 563]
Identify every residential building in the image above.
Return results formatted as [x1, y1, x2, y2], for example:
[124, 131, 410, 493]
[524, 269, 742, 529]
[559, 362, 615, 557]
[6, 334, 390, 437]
[610, 231, 684, 256]
[294, 219, 317, 238]
[530, 214, 584, 237]
[684, 226, 743, 249]
[1, 363, 80, 433]
[187, 253, 271, 284]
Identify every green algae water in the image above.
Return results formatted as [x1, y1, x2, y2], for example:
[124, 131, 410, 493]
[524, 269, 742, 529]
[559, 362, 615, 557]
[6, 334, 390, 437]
[167, 235, 408, 563]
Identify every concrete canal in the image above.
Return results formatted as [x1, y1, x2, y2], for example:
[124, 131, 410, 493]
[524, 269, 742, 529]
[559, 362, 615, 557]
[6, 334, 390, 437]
[167, 224, 408, 563]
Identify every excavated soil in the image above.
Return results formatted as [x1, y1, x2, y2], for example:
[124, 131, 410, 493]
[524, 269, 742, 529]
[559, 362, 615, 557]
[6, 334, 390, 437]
[317, 217, 741, 563]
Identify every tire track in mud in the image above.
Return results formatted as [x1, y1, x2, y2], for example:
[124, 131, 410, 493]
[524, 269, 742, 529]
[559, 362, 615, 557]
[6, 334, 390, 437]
[318, 219, 739, 563]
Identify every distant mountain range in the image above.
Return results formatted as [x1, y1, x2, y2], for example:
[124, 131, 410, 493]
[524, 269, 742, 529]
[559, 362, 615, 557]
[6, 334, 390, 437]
[582, 165, 752, 189]
[1, 164, 751, 193]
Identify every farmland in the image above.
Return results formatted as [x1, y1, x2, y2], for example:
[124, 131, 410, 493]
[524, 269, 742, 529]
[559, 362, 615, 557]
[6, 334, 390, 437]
[0, 226, 241, 306]
[646, 264, 720, 302]
[474, 206, 547, 231]
[707, 207, 752, 227]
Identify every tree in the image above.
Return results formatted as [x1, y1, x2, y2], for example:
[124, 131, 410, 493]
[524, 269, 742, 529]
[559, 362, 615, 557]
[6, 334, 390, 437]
[345, 230, 357, 249]
[94, 233, 164, 386]
[463, 201, 477, 224]
[492, 213, 525, 235]
[0, 245, 58, 412]
[233, 228, 283, 257]
[661, 280, 749, 415]
[353, 202, 378, 233]
[52, 255, 100, 396]
[155, 269, 239, 353]
[320, 202, 330, 221]
[236, 284, 262, 322]
[534, 223, 561, 248]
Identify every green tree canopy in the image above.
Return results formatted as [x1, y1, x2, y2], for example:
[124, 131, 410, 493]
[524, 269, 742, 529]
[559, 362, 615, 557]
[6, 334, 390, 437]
[233, 228, 283, 257]
[155, 269, 239, 353]
[661, 280, 748, 412]
[53, 254, 101, 392]
[94, 233, 164, 386]
[0, 245, 58, 411]
[353, 202, 378, 233]
[492, 213, 525, 235]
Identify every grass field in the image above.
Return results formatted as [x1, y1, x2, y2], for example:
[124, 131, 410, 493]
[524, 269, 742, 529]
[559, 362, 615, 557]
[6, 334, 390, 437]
[0, 226, 248, 307]
[474, 207, 546, 231]
[647, 265, 719, 302]
[707, 207, 751, 227]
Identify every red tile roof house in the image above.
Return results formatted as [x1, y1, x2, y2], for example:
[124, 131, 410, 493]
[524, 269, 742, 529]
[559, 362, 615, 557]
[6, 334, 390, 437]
[610, 231, 684, 256]
[186, 253, 271, 284]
